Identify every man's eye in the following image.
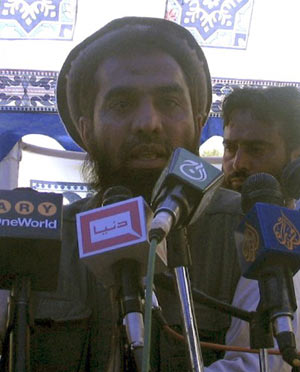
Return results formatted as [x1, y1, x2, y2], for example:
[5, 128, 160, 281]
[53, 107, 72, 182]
[248, 146, 265, 156]
[109, 100, 131, 112]
[160, 97, 180, 109]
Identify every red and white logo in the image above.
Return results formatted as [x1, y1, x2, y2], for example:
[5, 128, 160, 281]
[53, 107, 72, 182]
[76, 197, 147, 258]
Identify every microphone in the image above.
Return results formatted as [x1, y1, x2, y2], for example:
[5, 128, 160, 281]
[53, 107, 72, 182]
[241, 172, 284, 212]
[76, 186, 167, 370]
[235, 173, 300, 367]
[0, 187, 62, 291]
[101, 186, 144, 367]
[0, 188, 63, 371]
[149, 147, 224, 242]
[76, 187, 167, 288]
[281, 157, 300, 200]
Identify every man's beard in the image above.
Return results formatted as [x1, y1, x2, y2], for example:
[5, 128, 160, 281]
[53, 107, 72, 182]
[82, 133, 196, 204]
[222, 169, 250, 192]
[223, 166, 289, 193]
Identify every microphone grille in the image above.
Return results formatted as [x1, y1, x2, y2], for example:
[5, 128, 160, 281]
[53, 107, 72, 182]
[241, 173, 284, 213]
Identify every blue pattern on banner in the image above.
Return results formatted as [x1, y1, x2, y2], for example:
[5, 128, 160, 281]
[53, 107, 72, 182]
[165, 0, 254, 49]
[0, 0, 77, 40]
[0, 70, 57, 110]
[31, 180, 93, 204]
[0, 68, 299, 161]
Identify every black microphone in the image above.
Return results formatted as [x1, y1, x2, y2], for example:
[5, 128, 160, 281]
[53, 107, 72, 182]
[236, 173, 300, 367]
[0, 187, 62, 291]
[149, 147, 224, 243]
[76, 186, 167, 370]
[281, 157, 300, 200]
[101, 186, 144, 367]
[0, 187, 63, 371]
[241, 172, 284, 212]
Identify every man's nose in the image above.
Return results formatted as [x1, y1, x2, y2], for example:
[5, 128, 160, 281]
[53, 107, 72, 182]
[232, 148, 251, 172]
[131, 98, 162, 134]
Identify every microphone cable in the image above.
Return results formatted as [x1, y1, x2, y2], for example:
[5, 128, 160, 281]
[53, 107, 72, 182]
[152, 307, 300, 358]
[141, 237, 159, 372]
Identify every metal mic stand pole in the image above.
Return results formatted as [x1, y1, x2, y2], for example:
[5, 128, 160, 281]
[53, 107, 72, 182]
[113, 260, 144, 372]
[7, 275, 32, 372]
[249, 308, 274, 372]
[168, 229, 204, 372]
[259, 349, 269, 372]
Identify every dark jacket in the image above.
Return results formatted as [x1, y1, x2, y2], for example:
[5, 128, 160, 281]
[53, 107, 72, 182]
[27, 187, 242, 371]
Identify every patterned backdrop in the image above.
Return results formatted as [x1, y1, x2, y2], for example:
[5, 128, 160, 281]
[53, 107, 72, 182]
[2, 68, 300, 201]
[30, 179, 93, 203]
[0, 1, 299, 200]
[165, 0, 254, 49]
[0, 0, 252, 45]
[0, 68, 299, 164]
[0, 0, 77, 40]
[1, 68, 300, 117]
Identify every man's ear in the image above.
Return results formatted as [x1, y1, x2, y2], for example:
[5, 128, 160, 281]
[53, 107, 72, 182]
[78, 116, 92, 149]
[290, 146, 300, 161]
[196, 113, 206, 131]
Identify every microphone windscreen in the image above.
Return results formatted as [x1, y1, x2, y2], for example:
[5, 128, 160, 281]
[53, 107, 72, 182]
[241, 173, 284, 213]
[281, 157, 300, 200]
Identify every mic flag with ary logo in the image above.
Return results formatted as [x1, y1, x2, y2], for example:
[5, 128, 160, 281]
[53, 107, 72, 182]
[0, 188, 62, 291]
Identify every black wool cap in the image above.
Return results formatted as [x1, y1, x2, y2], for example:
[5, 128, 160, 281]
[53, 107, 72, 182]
[56, 16, 212, 150]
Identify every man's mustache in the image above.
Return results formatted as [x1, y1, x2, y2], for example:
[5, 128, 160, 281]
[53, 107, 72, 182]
[228, 170, 250, 181]
[120, 134, 173, 162]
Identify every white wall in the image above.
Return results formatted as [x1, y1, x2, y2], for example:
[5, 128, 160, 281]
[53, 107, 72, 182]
[18, 136, 84, 187]
[0, 143, 21, 190]
[204, 0, 300, 81]
[0, 0, 166, 71]
[1, 0, 299, 82]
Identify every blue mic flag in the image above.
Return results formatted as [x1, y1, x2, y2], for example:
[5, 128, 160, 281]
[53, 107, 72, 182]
[235, 202, 300, 280]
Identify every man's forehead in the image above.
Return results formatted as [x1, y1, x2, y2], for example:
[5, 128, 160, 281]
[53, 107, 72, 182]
[227, 108, 283, 130]
[94, 50, 193, 96]
[96, 49, 187, 79]
[225, 110, 282, 136]
[98, 83, 187, 98]
[223, 125, 284, 149]
[96, 48, 184, 74]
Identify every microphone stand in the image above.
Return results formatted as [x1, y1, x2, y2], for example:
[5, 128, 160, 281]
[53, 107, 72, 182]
[193, 278, 274, 372]
[167, 229, 204, 372]
[258, 265, 299, 369]
[159, 248, 274, 372]
[259, 349, 269, 372]
[6, 275, 32, 372]
[113, 259, 144, 372]
[249, 309, 274, 372]
[192, 287, 273, 372]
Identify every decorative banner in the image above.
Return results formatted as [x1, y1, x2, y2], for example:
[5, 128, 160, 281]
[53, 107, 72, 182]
[30, 180, 93, 204]
[0, 0, 77, 40]
[210, 78, 300, 117]
[0, 68, 300, 161]
[165, 0, 254, 49]
[0, 69, 57, 111]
